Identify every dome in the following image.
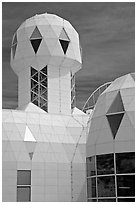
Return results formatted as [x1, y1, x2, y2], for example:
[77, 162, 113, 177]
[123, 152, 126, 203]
[86, 73, 135, 202]
[10, 13, 82, 74]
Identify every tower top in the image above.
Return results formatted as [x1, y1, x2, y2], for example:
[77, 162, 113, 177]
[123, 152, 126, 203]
[10, 13, 82, 75]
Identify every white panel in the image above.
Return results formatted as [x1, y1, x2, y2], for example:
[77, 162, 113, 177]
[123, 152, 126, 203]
[115, 126, 135, 141]
[115, 141, 135, 153]
[96, 142, 114, 155]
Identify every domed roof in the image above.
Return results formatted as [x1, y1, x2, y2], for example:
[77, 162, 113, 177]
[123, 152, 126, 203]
[87, 73, 135, 156]
[10, 13, 82, 74]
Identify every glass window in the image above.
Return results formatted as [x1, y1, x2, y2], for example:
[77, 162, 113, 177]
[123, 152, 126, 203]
[87, 178, 96, 198]
[117, 175, 135, 197]
[17, 170, 31, 185]
[98, 199, 116, 202]
[88, 199, 97, 202]
[97, 154, 114, 175]
[30, 66, 48, 112]
[17, 170, 31, 202]
[97, 176, 115, 197]
[86, 156, 96, 176]
[17, 187, 31, 202]
[118, 198, 135, 202]
[116, 152, 135, 174]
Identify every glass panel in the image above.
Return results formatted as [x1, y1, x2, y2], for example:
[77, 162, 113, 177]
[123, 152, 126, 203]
[59, 39, 69, 54]
[97, 176, 115, 197]
[41, 105, 48, 112]
[32, 99, 38, 106]
[31, 67, 37, 76]
[31, 79, 38, 89]
[30, 26, 42, 39]
[17, 170, 31, 185]
[118, 198, 135, 202]
[31, 91, 38, 101]
[87, 178, 96, 198]
[41, 78, 47, 87]
[116, 152, 135, 174]
[32, 73, 38, 82]
[30, 39, 42, 54]
[12, 44, 17, 59]
[97, 154, 114, 175]
[106, 113, 124, 139]
[17, 187, 31, 202]
[32, 84, 39, 94]
[88, 199, 97, 202]
[40, 72, 46, 82]
[40, 97, 47, 107]
[40, 85, 46, 94]
[117, 175, 135, 197]
[86, 156, 96, 176]
[41, 66, 47, 75]
[41, 91, 47, 100]
[98, 199, 116, 202]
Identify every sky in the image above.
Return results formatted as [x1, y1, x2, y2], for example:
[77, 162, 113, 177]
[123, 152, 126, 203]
[2, 2, 135, 110]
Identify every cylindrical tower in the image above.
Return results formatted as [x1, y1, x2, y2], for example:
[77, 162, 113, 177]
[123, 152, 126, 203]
[10, 13, 82, 114]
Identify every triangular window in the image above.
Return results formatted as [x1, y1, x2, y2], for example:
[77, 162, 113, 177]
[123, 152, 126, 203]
[59, 40, 69, 54]
[59, 28, 70, 41]
[30, 26, 42, 39]
[30, 26, 42, 54]
[30, 39, 42, 54]
[12, 44, 17, 59]
[12, 33, 17, 45]
[106, 113, 124, 139]
[107, 91, 124, 114]
[59, 28, 70, 54]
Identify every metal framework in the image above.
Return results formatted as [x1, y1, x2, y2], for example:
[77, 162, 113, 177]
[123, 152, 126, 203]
[82, 82, 112, 113]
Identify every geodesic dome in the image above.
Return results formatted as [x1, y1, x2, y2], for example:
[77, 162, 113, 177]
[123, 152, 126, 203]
[86, 73, 135, 202]
[10, 13, 82, 74]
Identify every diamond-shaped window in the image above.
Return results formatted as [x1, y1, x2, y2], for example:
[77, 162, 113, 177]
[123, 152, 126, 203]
[106, 113, 124, 139]
[59, 28, 70, 54]
[30, 26, 42, 54]
[106, 91, 125, 139]
[107, 92, 125, 114]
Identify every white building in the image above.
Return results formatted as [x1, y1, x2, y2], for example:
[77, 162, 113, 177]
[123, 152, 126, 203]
[86, 73, 135, 202]
[2, 12, 135, 202]
[2, 13, 89, 202]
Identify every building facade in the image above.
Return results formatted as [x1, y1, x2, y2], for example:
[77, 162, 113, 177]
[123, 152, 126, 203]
[2, 13, 135, 202]
[2, 13, 89, 202]
[86, 73, 135, 202]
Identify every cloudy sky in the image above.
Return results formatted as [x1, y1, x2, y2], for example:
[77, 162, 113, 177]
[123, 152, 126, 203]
[2, 2, 135, 110]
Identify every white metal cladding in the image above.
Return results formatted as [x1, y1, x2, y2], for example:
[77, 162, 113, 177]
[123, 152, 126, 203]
[2, 106, 89, 202]
[10, 13, 81, 114]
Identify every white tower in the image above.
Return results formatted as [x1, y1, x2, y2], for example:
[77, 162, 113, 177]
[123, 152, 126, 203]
[10, 13, 82, 114]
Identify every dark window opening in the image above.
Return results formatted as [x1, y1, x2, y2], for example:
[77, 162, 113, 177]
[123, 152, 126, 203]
[97, 154, 114, 175]
[17, 170, 31, 202]
[30, 39, 42, 54]
[106, 113, 124, 139]
[59, 39, 69, 54]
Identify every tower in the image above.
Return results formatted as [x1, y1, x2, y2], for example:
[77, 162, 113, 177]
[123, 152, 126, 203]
[10, 13, 82, 114]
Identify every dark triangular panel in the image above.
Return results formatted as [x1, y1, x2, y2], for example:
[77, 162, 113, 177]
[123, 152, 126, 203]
[30, 39, 42, 54]
[59, 40, 69, 54]
[13, 33, 17, 45]
[59, 28, 70, 41]
[31, 67, 38, 76]
[41, 66, 47, 75]
[30, 26, 42, 39]
[12, 44, 17, 59]
[107, 91, 124, 114]
[106, 113, 124, 139]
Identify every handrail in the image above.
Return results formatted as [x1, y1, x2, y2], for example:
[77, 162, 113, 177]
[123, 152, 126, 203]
[82, 82, 112, 113]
